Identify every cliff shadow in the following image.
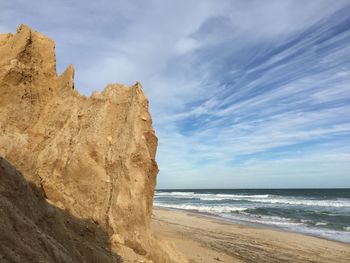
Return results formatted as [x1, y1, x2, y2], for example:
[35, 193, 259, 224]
[0, 156, 122, 263]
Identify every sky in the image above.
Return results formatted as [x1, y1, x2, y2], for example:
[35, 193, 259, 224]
[1, 0, 350, 189]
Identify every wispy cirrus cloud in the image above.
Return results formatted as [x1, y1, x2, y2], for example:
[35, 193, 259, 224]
[1, 0, 350, 188]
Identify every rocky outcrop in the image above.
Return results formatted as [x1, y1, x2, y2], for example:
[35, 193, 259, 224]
[0, 25, 187, 263]
[0, 156, 122, 263]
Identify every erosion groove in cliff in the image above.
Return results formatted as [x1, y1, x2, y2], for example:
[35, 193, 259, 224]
[0, 25, 188, 263]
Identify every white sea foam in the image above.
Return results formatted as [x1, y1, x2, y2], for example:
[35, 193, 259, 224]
[154, 202, 299, 227]
[251, 198, 350, 207]
[199, 194, 270, 201]
[216, 194, 270, 198]
[315, 222, 328, 226]
[154, 191, 350, 243]
[300, 219, 313, 223]
[293, 227, 350, 243]
[155, 192, 195, 196]
[222, 213, 303, 227]
[155, 191, 350, 207]
[155, 192, 270, 200]
[154, 203, 247, 213]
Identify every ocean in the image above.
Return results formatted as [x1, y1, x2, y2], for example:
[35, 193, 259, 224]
[154, 189, 350, 243]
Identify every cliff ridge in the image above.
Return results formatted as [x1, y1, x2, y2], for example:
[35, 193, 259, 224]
[0, 24, 187, 263]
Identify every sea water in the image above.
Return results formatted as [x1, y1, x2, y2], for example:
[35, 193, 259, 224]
[154, 189, 350, 243]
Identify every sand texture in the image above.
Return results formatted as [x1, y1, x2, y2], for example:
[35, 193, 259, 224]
[152, 208, 350, 263]
[0, 25, 187, 263]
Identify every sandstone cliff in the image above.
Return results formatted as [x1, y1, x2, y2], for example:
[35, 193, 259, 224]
[0, 156, 122, 262]
[0, 25, 187, 263]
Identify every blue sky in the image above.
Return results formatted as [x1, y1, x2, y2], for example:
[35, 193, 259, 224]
[1, 0, 350, 188]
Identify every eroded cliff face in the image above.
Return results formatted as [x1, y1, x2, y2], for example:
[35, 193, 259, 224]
[0, 156, 123, 263]
[0, 25, 187, 263]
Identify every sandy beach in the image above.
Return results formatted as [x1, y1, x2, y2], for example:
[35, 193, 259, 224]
[152, 207, 350, 263]
[1, 3, 350, 263]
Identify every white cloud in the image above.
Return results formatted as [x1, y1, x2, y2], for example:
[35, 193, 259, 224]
[175, 37, 201, 55]
[1, 0, 350, 188]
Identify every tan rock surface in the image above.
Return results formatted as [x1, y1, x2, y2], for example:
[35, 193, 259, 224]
[0, 156, 122, 263]
[0, 25, 187, 263]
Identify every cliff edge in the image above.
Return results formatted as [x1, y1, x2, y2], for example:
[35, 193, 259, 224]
[0, 25, 187, 263]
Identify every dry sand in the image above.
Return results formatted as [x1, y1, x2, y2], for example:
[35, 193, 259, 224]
[152, 207, 350, 263]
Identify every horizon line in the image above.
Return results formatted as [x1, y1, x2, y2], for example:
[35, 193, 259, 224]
[156, 187, 350, 190]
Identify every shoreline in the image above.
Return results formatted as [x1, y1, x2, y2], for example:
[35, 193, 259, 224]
[154, 205, 350, 245]
[152, 207, 350, 263]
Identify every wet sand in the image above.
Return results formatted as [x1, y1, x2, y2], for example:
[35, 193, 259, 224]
[152, 207, 350, 263]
